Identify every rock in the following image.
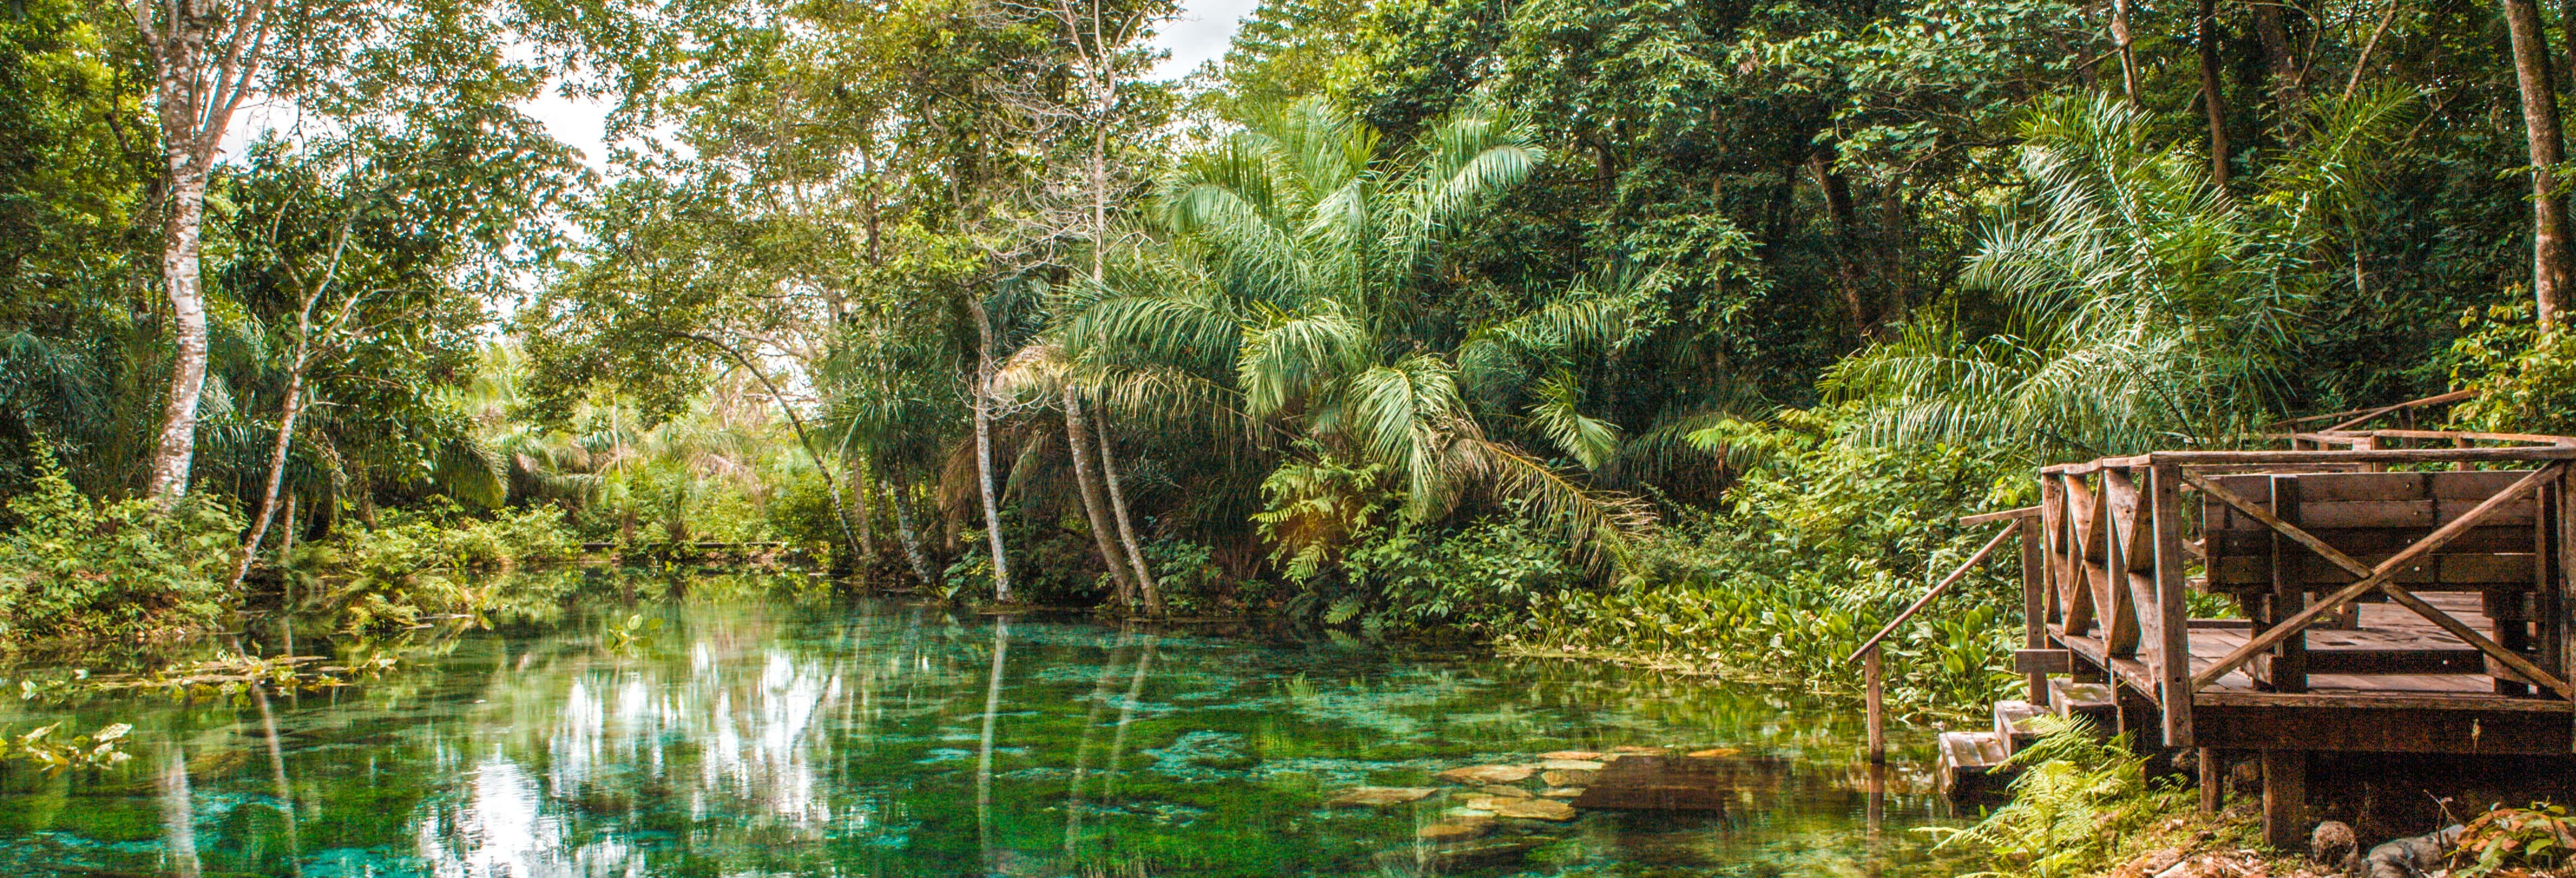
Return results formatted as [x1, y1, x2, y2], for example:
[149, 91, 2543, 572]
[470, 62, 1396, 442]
[1539, 759, 1605, 771]
[1466, 795, 1577, 821]
[1609, 745, 1671, 756]
[1539, 750, 1602, 761]
[1478, 785, 1533, 799]
[2104, 846, 2185, 878]
[2362, 825, 2459, 878]
[1325, 786, 1439, 808]
[1541, 768, 1598, 787]
[1540, 786, 1585, 799]
[1436, 765, 1537, 785]
[1686, 748, 1741, 759]
[2308, 821, 2355, 869]
[1416, 818, 1493, 842]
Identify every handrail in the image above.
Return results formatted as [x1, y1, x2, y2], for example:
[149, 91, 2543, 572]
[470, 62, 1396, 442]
[2262, 389, 2476, 432]
[1841, 523, 2023, 666]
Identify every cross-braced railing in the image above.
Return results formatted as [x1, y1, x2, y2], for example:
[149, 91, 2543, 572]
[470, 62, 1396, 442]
[2032, 442, 2576, 749]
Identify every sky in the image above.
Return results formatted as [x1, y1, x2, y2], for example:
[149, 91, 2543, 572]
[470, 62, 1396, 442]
[225, 0, 1262, 171]
[519, 0, 1261, 172]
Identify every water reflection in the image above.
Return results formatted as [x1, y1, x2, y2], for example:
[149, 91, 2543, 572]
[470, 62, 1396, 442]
[0, 573, 1962, 877]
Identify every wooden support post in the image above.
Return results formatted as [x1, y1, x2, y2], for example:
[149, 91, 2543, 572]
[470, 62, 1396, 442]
[1864, 645, 1886, 765]
[2198, 748, 2222, 814]
[2561, 469, 2576, 751]
[2152, 464, 2193, 746]
[2261, 749, 2306, 849]
[2267, 476, 2307, 693]
[2021, 514, 2050, 706]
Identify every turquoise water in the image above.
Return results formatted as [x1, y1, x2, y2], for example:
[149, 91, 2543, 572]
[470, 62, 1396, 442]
[0, 572, 1964, 876]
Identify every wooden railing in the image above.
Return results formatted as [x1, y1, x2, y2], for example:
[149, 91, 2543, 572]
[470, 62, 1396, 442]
[1843, 515, 2032, 763]
[2034, 441, 2576, 748]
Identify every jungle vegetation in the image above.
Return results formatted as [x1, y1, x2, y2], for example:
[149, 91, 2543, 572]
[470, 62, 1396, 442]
[5, 0, 2576, 705]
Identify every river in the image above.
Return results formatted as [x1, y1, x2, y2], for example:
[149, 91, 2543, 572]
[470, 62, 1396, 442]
[0, 570, 1967, 876]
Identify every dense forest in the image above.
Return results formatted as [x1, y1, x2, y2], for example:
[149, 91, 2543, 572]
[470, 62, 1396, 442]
[6, 0, 2576, 710]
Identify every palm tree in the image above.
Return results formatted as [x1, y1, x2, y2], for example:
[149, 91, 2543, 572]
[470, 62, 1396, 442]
[1062, 99, 1651, 568]
[1824, 92, 2409, 457]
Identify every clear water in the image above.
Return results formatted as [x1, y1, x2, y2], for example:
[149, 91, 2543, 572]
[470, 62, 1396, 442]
[0, 572, 1966, 876]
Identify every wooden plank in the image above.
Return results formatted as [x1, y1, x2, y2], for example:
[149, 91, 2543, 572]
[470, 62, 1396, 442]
[2561, 472, 2576, 753]
[2153, 463, 2193, 746]
[2208, 552, 2538, 586]
[2253, 648, 2485, 675]
[2069, 476, 2103, 561]
[1995, 699, 2045, 752]
[2194, 704, 2575, 755]
[2362, 429, 2576, 445]
[2183, 464, 2569, 691]
[2107, 469, 2152, 573]
[2205, 525, 2537, 557]
[2194, 689, 2576, 712]
[2153, 447, 2576, 466]
[1961, 506, 2043, 525]
[2052, 476, 2097, 636]
[2015, 648, 2074, 673]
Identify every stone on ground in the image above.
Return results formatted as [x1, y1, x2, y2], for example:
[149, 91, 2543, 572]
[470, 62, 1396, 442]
[1539, 750, 1602, 761]
[1541, 768, 1598, 787]
[1416, 817, 1494, 842]
[1466, 795, 1577, 821]
[1478, 785, 1533, 798]
[1686, 748, 1741, 759]
[1540, 786, 1585, 799]
[1436, 765, 1537, 785]
[1325, 786, 1439, 808]
[1539, 758, 1604, 771]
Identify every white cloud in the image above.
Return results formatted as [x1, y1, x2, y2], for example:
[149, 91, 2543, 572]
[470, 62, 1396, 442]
[1150, 0, 1261, 81]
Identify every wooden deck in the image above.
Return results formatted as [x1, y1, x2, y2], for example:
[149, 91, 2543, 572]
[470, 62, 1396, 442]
[1988, 428, 2576, 844]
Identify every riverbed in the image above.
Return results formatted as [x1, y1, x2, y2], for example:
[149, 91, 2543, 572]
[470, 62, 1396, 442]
[0, 571, 1968, 876]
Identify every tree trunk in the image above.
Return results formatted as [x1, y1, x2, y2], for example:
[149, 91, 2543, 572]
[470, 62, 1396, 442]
[850, 460, 875, 577]
[1095, 421, 1161, 613]
[148, 171, 211, 501]
[967, 296, 1013, 602]
[2109, 0, 2142, 100]
[137, 0, 273, 503]
[2510, 0, 2574, 323]
[888, 481, 940, 586]
[2254, 1, 2308, 136]
[2198, 0, 2234, 191]
[230, 369, 308, 587]
[1808, 154, 1869, 337]
[1064, 390, 1137, 604]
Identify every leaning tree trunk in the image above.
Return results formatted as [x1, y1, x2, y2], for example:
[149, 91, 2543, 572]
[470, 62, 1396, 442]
[967, 296, 1013, 603]
[1094, 422, 1161, 614]
[887, 482, 940, 586]
[2197, 0, 2234, 191]
[2254, 0, 2308, 141]
[2510, 0, 2574, 324]
[1064, 390, 1138, 604]
[230, 369, 308, 587]
[2108, 0, 2142, 101]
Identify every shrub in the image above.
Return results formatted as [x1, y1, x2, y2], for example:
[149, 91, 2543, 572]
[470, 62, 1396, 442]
[2449, 302, 2576, 435]
[0, 456, 238, 642]
[1521, 405, 2029, 708]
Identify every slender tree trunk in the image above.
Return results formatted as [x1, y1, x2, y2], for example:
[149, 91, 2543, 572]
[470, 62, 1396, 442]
[149, 171, 212, 501]
[2109, 0, 2142, 100]
[1094, 422, 1161, 613]
[2198, 0, 2234, 191]
[2510, 0, 2575, 323]
[230, 369, 308, 587]
[967, 296, 1012, 602]
[850, 460, 875, 576]
[888, 482, 939, 586]
[1064, 391, 1137, 603]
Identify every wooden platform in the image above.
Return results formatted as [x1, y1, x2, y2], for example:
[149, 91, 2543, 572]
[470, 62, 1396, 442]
[1994, 432, 2576, 845]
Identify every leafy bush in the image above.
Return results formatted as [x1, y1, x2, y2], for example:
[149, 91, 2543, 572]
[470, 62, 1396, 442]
[0, 457, 238, 643]
[1929, 716, 2184, 876]
[1520, 406, 2029, 707]
[2449, 303, 2576, 435]
[1255, 449, 1580, 634]
[2452, 803, 2576, 877]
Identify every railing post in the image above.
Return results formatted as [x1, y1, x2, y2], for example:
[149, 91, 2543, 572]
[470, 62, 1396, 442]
[2020, 513, 2049, 706]
[1864, 644, 1886, 764]
[2152, 462, 2194, 747]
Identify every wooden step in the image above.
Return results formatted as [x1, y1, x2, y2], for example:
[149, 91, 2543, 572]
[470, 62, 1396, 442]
[2048, 678, 2119, 731]
[1937, 731, 2015, 803]
[1993, 699, 2045, 753]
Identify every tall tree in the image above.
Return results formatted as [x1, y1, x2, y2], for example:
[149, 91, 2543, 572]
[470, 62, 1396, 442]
[2507, 0, 2574, 323]
[134, 0, 275, 501]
